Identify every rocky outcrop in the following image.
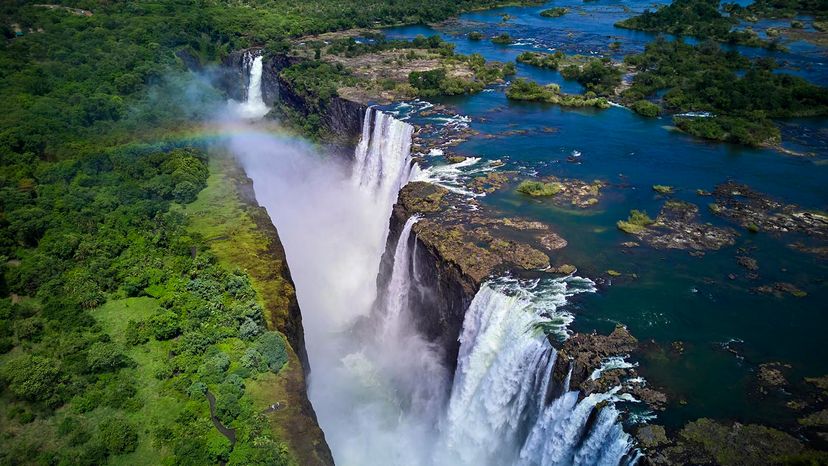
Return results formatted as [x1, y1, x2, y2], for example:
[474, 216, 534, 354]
[624, 200, 738, 251]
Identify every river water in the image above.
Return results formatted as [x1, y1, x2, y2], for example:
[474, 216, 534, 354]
[380, 0, 828, 432]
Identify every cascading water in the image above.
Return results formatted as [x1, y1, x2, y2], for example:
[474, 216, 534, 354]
[353, 108, 415, 213]
[229, 51, 269, 119]
[432, 277, 635, 466]
[231, 95, 637, 464]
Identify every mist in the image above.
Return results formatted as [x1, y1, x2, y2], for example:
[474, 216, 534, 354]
[224, 122, 450, 465]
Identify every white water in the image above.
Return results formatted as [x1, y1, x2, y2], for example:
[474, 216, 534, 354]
[353, 108, 415, 213]
[226, 62, 636, 463]
[433, 277, 633, 465]
[228, 52, 270, 119]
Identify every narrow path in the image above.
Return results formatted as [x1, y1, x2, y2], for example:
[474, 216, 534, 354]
[205, 391, 236, 446]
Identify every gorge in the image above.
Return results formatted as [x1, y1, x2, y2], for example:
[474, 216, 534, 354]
[226, 49, 642, 465]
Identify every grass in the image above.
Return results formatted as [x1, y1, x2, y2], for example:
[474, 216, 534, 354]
[617, 209, 655, 234]
[172, 155, 296, 332]
[516, 180, 564, 197]
[652, 184, 674, 194]
[91, 297, 192, 466]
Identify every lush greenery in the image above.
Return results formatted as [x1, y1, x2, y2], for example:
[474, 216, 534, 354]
[540, 7, 569, 17]
[0, 141, 296, 465]
[724, 0, 828, 19]
[506, 78, 611, 108]
[517, 51, 567, 69]
[622, 38, 828, 145]
[492, 32, 514, 44]
[616, 0, 774, 48]
[631, 99, 661, 117]
[516, 180, 564, 196]
[675, 115, 782, 145]
[617, 209, 655, 233]
[559, 58, 623, 96]
[517, 52, 622, 96]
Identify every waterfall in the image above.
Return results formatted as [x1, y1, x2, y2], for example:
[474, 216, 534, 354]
[372, 215, 449, 419]
[231, 89, 638, 464]
[379, 216, 419, 341]
[229, 51, 269, 119]
[434, 277, 635, 466]
[353, 108, 415, 214]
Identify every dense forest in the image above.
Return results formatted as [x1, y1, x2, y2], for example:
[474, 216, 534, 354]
[1, 0, 543, 464]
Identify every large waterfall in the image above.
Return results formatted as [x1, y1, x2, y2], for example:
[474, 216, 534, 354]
[230, 76, 637, 463]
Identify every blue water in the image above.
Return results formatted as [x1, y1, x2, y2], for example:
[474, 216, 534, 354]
[383, 1, 828, 431]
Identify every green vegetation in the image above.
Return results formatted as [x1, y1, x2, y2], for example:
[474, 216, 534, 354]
[325, 33, 454, 58]
[631, 100, 661, 117]
[516, 52, 622, 96]
[622, 38, 828, 145]
[675, 115, 782, 145]
[516, 180, 564, 196]
[617, 209, 655, 233]
[616, 0, 773, 48]
[652, 184, 674, 194]
[517, 51, 567, 69]
[559, 58, 623, 96]
[540, 7, 569, 17]
[0, 140, 296, 464]
[492, 33, 514, 44]
[469, 31, 484, 40]
[724, 0, 828, 19]
[506, 79, 611, 108]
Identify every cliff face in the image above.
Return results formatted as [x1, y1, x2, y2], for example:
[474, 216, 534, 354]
[378, 202, 479, 369]
[221, 159, 334, 466]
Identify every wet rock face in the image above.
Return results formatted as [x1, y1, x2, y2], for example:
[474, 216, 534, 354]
[552, 325, 637, 392]
[380, 181, 565, 368]
[394, 181, 558, 282]
[710, 181, 828, 238]
[628, 200, 738, 251]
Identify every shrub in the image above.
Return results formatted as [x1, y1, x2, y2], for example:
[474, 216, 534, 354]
[256, 332, 288, 373]
[468, 31, 483, 40]
[86, 341, 131, 373]
[491, 33, 513, 44]
[516, 180, 563, 197]
[631, 100, 660, 117]
[150, 311, 180, 340]
[617, 209, 655, 233]
[1, 355, 61, 402]
[99, 416, 138, 455]
[540, 7, 568, 17]
[652, 184, 674, 194]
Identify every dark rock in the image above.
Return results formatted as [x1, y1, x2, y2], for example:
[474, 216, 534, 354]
[631, 200, 738, 251]
[710, 182, 828, 239]
[753, 282, 807, 298]
[552, 325, 638, 395]
[636, 425, 670, 449]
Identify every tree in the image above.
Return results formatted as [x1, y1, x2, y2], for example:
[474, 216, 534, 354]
[99, 416, 138, 455]
[1, 355, 62, 402]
